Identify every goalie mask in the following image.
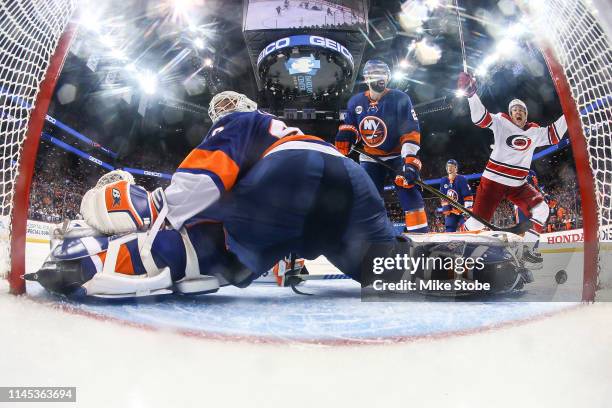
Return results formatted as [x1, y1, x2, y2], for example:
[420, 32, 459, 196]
[363, 59, 391, 93]
[208, 91, 258, 123]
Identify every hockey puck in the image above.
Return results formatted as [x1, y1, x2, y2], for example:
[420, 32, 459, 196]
[555, 270, 568, 284]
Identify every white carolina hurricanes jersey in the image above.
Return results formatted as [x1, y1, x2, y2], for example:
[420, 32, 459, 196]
[468, 94, 567, 187]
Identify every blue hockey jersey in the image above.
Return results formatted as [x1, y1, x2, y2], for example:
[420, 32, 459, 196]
[439, 174, 474, 215]
[335, 89, 421, 164]
[164, 110, 337, 229]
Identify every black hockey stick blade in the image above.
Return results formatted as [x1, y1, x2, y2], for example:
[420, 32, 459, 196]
[497, 219, 532, 235]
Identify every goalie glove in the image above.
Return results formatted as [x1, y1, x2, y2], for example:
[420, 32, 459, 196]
[80, 180, 165, 235]
[457, 72, 477, 97]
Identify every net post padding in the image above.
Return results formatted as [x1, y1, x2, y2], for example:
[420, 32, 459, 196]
[8, 25, 77, 295]
[541, 49, 600, 301]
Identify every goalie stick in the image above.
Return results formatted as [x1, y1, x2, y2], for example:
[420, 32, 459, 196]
[350, 146, 531, 235]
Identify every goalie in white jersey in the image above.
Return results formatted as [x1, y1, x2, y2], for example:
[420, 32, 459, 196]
[457, 72, 567, 267]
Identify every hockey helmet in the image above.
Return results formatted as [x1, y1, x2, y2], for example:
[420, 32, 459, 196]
[208, 91, 257, 123]
[508, 98, 528, 115]
[446, 159, 459, 171]
[362, 59, 391, 88]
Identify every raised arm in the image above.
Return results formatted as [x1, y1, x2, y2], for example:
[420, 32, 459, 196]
[458, 72, 494, 129]
[531, 115, 568, 147]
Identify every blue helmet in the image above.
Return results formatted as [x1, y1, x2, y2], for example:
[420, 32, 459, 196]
[362, 59, 391, 83]
[446, 159, 459, 170]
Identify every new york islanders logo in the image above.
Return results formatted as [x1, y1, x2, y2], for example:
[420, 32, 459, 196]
[447, 189, 459, 201]
[111, 188, 121, 207]
[359, 116, 388, 147]
[506, 135, 532, 151]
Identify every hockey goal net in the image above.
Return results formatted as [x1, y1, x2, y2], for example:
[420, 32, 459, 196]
[519, 0, 612, 300]
[0, 0, 77, 293]
[0, 0, 610, 300]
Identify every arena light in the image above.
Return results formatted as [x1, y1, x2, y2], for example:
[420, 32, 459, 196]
[483, 53, 498, 67]
[414, 39, 442, 65]
[125, 63, 137, 72]
[506, 23, 527, 38]
[392, 70, 407, 81]
[173, 0, 191, 14]
[137, 71, 158, 95]
[79, 11, 101, 32]
[424, 0, 440, 11]
[203, 57, 213, 67]
[99, 34, 114, 47]
[496, 38, 519, 56]
[455, 89, 466, 98]
[399, 59, 410, 69]
[193, 37, 204, 50]
[110, 48, 126, 60]
[475, 66, 488, 77]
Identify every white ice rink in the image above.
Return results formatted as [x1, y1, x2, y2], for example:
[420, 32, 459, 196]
[1, 241, 611, 407]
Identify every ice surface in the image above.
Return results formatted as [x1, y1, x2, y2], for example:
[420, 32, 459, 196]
[0, 242, 611, 408]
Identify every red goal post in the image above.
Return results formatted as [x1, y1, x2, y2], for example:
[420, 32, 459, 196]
[0, 1, 78, 294]
[1, 0, 610, 300]
[518, 0, 612, 300]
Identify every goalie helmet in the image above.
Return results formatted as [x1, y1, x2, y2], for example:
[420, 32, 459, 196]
[362, 59, 391, 91]
[508, 98, 528, 116]
[208, 91, 258, 123]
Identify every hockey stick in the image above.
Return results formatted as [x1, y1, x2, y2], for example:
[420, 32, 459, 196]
[453, 0, 468, 73]
[286, 272, 352, 295]
[351, 146, 531, 235]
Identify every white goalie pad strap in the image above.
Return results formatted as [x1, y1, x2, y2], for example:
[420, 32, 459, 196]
[136, 233, 165, 277]
[139, 189, 168, 259]
[84, 233, 171, 296]
[179, 227, 201, 280]
[83, 266, 173, 296]
[81, 236, 104, 256]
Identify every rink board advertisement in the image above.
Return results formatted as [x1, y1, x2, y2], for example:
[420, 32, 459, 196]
[0, 217, 53, 243]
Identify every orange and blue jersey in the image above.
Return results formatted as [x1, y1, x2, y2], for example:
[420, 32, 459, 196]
[335, 89, 421, 168]
[164, 110, 337, 229]
[439, 174, 473, 216]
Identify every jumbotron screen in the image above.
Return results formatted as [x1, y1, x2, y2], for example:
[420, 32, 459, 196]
[244, 0, 367, 31]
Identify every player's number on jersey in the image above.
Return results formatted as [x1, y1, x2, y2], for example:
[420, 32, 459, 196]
[269, 119, 303, 139]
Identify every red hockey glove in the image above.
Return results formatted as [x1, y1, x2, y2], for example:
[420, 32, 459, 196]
[457, 72, 477, 97]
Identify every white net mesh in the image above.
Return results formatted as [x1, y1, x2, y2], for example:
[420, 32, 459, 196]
[0, 0, 76, 278]
[522, 0, 612, 290]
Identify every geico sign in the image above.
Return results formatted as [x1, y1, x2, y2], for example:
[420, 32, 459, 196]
[257, 35, 353, 67]
[88, 156, 102, 165]
[144, 170, 162, 178]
